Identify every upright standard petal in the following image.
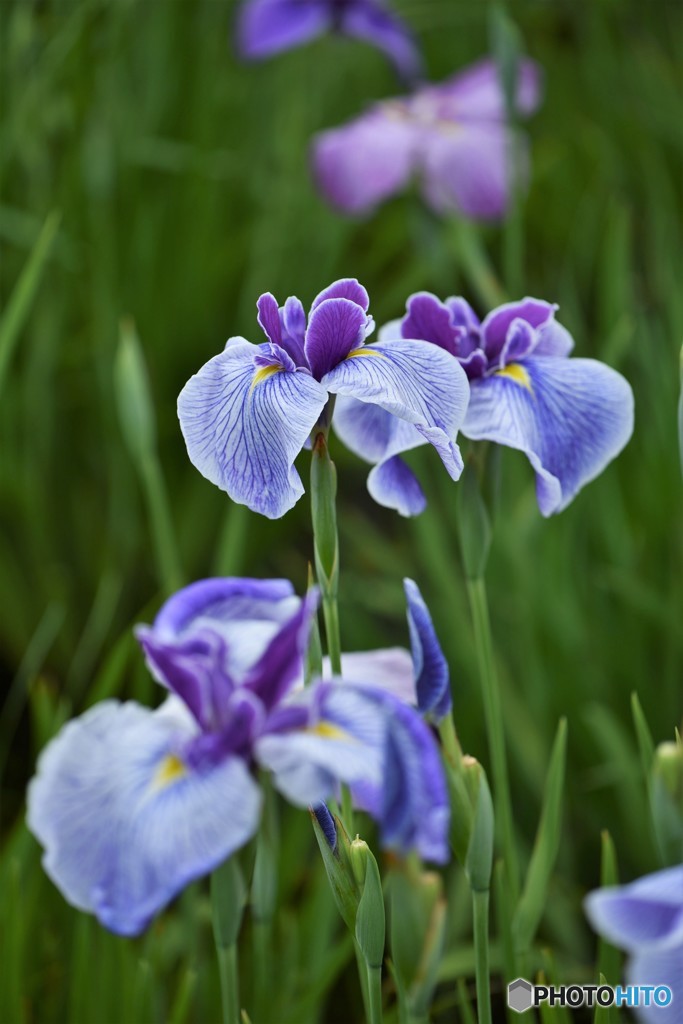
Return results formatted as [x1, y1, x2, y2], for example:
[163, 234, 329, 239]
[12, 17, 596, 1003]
[178, 339, 328, 518]
[27, 700, 262, 936]
[403, 578, 450, 721]
[237, 0, 329, 59]
[463, 357, 634, 515]
[323, 340, 470, 480]
[304, 297, 369, 380]
[312, 110, 417, 215]
[341, 2, 422, 83]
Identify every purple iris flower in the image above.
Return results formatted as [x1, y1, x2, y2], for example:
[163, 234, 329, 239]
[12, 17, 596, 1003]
[27, 578, 450, 936]
[334, 293, 634, 516]
[584, 866, 683, 1024]
[312, 57, 542, 220]
[236, 0, 422, 82]
[178, 279, 469, 519]
[324, 578, 450, 722]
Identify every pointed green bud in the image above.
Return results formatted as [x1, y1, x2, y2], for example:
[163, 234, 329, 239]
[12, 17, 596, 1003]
[389, 867, 446, 1015]
[310, 808, 360, 932]
[651, 739, 683, 862]
[310, 432, 339, 596]
[211, 858, 246, 949]
[115, 318, 157, 467]
[456, 463, 492, 580]
[350, 839, 386, 970]
[462, 757, 495, 894]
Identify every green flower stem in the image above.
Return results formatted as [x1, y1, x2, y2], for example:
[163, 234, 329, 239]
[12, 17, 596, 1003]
[216, 945, 239, 1024]
[366, 964, 384, 1024]
[310, 410, 354, 834]
[211, 860, 245, 1024]
[472, 889, 492, 1024]
[466, 576, 520, 902]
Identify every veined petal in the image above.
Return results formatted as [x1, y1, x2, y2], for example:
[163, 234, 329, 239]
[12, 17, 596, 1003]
[305, 297, 369, 379]
[402, 291, 463, 355]
[27, 700, 262, 936]
[323, 340, 470, 480]
[368, 456, 427, 516]
[341, 3, 422, 83]
[151, 578, 296, 637]
[463, 357, 634, 515]
[312, 109, 418, 215]
[481, 298, 556, 362]
[584, 867, 683, 953]
[178, 339, 327, 518]
[421, 123, 529, 220]
[333, 395, 424, 464]
[256, 682, 449, 862]
[311, 277, 369, 312]
[236, 0, 329, 59]
[256, 293, 282, 345]
[404, 578, 450, 720]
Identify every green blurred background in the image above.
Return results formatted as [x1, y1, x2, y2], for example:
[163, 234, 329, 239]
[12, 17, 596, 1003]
[1, 0, 681, 1021]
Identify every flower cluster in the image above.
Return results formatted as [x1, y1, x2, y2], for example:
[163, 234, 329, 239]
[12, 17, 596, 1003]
[180, 278, 633, 521]
[27, 577, 450, 935]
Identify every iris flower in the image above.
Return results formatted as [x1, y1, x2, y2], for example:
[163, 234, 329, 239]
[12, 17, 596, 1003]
[178, 279, 469, 519]
[584, 866, 683, 1024]
[27, 578, 450, 936]
[334, 293, 634, 516]
[236, 0, 422, 82]
[312, 58, 541, 220]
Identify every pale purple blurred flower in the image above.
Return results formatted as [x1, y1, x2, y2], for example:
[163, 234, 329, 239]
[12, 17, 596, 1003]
[312, 57, 542, 220]
[585, 866, 683, 1024]
[27, 578, 450, 936]
[237, 0, 422, 81]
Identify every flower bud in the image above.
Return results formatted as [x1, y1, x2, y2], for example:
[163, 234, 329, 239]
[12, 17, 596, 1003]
[651, 739, 683, 862]
[462, 757, 494, 894]
[310, 806, 360, 932]
[350, 839, 386, 970]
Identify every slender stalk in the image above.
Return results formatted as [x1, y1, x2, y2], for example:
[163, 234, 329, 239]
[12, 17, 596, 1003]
[366, 964, 384, 1024]
[466, 577, 520, 900]
[355, 941, 372, 1024]
[216, 945, 239, 1024]
[472, 890, 492, 1024]
[321, 590, 342, 675]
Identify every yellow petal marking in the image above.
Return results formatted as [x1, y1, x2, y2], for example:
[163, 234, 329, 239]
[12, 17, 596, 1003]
[309, 720, 354, 742]
[495, 362, 533, 392]
[345, 347, 386, 361]
[250, 364, 282, 392]
[153, 753, 187, 791]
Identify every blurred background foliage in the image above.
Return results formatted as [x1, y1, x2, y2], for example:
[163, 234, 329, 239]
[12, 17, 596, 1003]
[0, 0, 681, 1021]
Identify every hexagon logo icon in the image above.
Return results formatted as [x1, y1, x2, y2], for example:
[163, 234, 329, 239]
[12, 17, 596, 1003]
[508, 978, 534, 1013]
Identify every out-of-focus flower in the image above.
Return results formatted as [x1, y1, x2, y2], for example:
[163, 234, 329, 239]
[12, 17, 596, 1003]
[335, 293, 634, 516]
[27, 578, 450, 936]
[584, 866, 683, 1024]
[178, 278, 469, 519]
[326, 578, 451, 722]
[236, 0, 421, 82]
[312, 58, 541, 220]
